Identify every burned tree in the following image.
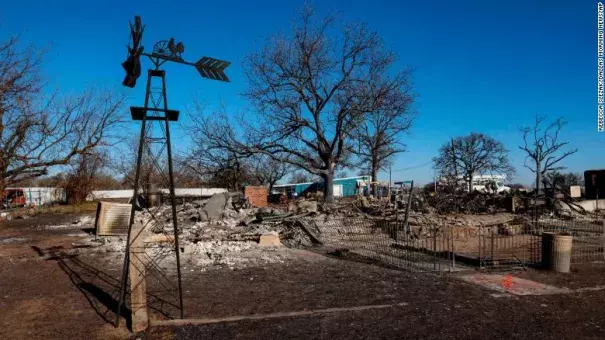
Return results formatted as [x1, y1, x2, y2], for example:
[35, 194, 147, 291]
[64, 151, 107, 204]
[0, 36, 124, 192]
[192, 7, 411, 203]
[111, 138, 165, 195]
[433, 133, 514, 192]
[353, 87, 415, 196]
[542, 171, 583, 193]
[182, 135, 253, 191]
[290, 171, 313, 184]
[519, 116, 577, 194]
[249, 155, 290, 193]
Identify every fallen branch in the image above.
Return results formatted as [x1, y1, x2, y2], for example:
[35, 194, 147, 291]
[296, 219, 322, 245]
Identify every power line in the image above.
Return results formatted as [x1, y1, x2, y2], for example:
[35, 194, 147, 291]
[390, 161, 433, 172]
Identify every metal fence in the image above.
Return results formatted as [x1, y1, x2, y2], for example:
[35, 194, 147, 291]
[536, 216, 605, 263]
[314, 218, 460, 272]
[313, 215, 605, 273]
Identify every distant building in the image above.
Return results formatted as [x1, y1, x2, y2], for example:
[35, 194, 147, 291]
[273, 176, 370, 198]
[437, 174, 510, 193]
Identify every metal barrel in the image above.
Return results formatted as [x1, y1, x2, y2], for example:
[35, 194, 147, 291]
[542, 232, 573, 273]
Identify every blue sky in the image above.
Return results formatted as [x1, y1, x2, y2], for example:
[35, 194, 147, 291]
[2, 0, 602, 186]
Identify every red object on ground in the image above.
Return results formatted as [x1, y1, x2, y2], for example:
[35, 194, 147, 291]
[503, 274, 514, 289]
[1, 189, 26, 208]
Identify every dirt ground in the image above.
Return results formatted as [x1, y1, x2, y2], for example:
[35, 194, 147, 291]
[2, 212, 605, 340]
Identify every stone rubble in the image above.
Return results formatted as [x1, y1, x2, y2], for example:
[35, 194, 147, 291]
[85, 191, 597, 271]
[36, 215, 95, 230]
[79, 193, 303, 270]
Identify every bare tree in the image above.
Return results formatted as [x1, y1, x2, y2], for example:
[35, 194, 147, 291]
[111, 138, 164, 195]
[249, 155, 290, 192]
[335, 170, 348, 179]
[423, 181, 437, 193]
[507, 183, 526, 190]
[193, 7, 412, 203]
[64, 151, 107, 204]
[183, 143, 252, 191]
[290, 171, 313, 184]
[353, 88, 415, 195]
[519, 116, 577, 194]
[0, 36, 124, 192]
[433, 133, 514, 192]
[171, 157, 204, 188]
[542, 171, 583, 194]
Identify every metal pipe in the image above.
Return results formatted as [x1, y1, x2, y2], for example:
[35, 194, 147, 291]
[403, 180, 414, 234]
[161, 73, 185, 319]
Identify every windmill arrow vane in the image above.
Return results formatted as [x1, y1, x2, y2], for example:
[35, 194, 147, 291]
[122, 16, 231, 86]
[195, 57, 231, 82]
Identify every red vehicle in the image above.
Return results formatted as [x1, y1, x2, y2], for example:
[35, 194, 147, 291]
[1, 189, 26, 209]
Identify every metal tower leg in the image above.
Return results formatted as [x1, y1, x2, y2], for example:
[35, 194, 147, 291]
[160, 72, 184, 319]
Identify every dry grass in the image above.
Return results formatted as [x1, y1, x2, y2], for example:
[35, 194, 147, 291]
[10, 201, 98, 217]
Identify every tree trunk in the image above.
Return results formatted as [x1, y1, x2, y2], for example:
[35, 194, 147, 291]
[535, 162, 542, 194]
[0, 179, 4, 208]
[371, 163, 378, 197]
[467, 172, 473, 192]
[322, 172, 334, 203]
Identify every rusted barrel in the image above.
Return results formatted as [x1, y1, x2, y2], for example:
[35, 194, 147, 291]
[542, 232, 573, 273]
[147, 192, 163, 207]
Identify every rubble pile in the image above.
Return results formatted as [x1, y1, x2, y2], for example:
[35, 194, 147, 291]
[86, 187, 604, 271]
[90, 194, 324, 270]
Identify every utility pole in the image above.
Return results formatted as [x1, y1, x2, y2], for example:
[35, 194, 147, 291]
[451, 138, 459, 215]
[388, 166, 392, 202]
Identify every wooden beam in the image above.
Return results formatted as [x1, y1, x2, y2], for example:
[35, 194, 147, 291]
[129, 223, 149, 332]
[150, 302, 409, 327]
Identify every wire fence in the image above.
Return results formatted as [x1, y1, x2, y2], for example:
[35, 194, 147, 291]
[536, 216, 605, 264]
[312, 214, 605, 272]
[314, 218, 462, 272]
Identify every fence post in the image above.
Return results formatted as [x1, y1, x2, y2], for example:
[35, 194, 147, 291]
[433, 226, 437, 271]
[450, 225, 456, 270]
[129, 223, 149, 332]
[479, 227, 486, 269]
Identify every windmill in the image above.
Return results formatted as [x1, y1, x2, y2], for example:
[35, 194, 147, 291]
[116, 16, 230, 330]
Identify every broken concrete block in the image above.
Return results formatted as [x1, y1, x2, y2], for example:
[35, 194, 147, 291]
[298, 201, 318, 213]
[287, 202, 299, 213]
[201, 192, 230, 220]
[288, 200, 318, 214]
[259, 233, 281, 247]
[143, 234, 174, 243]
